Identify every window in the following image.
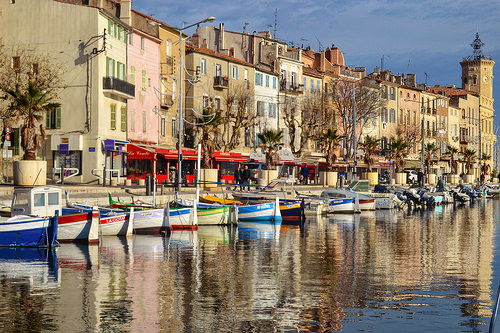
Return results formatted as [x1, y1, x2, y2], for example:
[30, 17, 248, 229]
[230, 64, 239, 79]
[106, 57, 114, 77]
[11, 56, 20, 70]
[389, 86, 395, 100]
[161, 116, 166, 137]
[120, 106, 126, 132]
[214, 63, 222, 77]
[273, 104, 277, 118]
[389, 108, 396, 123]
[130, 66, 135, 84]
[381, 85, 387, 99]
[130, 110, 135, 131]
[48, 192, 59, 206]
[317, 80, 320, 93]
[203, 95, 209, 108]
[303, 78, 307, 90]
[255, 73, 260, 86]
[34, 193, 45, 207]
[268, 102, 273, 117]
[199, 58, 207, 75]
[142, 70, 146, 90]
[265, 75, 269, 88]
[291, 72, 297, 87]
[215, 97, 221, 110]
[310, 79, 314, 93]
[381, 108, 388, 122]
[142, 111, 147, 133]
[141, 37, 145, 50]
[166, 39, 172, 57]
[117, 26, 122, 41]
[110, 104, 117, 130]
[273, 77, 277, 89]
[46, 107, 61, 129]
[108, 19, 113, 36]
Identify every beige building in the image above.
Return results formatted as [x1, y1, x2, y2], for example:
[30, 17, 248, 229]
[1, 0, 134, 183]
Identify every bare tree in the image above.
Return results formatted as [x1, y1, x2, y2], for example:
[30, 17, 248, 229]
[326, 77, 381, 159]
[297, 91, 326, 155]
[279, 91, 301, 155]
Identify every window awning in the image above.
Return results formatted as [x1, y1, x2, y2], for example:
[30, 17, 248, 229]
[213, 152, 247, 162]
[127, 144, 155, 159]
[156, 148, 199, 160]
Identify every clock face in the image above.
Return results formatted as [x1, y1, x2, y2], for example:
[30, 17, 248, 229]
[483, 76, 489, 82]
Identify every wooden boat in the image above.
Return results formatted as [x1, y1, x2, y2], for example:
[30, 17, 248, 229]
[0, 214, 58, 247]
[108, 192, 154, 210]
[200, 194, 241, 205]
[279, 201, 304, 224]
[11, 186, 99, 244]
[168, 206, 198, 231]
[197, 206, 231, 225]
[235, 199, 282, 223]
[320, 189, 376, 213]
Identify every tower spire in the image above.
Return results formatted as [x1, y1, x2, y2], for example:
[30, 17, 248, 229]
[471, 32, 485, 60]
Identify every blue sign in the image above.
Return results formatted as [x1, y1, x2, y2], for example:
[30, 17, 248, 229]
[104, 139, 115, 151]
[59, 144, 69, 155]
[118, 145, 122, 155]
[89, 147, 96, 152]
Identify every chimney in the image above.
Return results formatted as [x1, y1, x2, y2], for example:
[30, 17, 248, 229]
[191, 33, 200, 48]
[320, 50, 325, 72]
[119, 0, 131, 25]
[219, 23, 224, 51]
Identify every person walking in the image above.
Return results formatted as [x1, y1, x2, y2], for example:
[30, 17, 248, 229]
[234, 164, 241, 190]
[240, 165, 252, 191]
[300, 164, 310, 185]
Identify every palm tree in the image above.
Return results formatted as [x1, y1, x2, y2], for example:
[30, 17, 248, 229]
[424, 142, 438, 175]
[460, 149, 476, 175]
[6, 81, 60, 160]
[359, 135, 380, 172]
[194, 107, 223, 168]
[316, 128, 344, 172]
[481, 153, 492, 181]
[445, 145, 459, 174]
[388, 137, 409, 173]
[257, 129, 283, 170]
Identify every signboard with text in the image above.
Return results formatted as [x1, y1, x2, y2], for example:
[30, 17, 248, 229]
[59, 143, 69, 155]
[104, 139, 115, 151]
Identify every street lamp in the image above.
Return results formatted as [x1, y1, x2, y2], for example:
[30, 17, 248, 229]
[176, 16, 215, 192]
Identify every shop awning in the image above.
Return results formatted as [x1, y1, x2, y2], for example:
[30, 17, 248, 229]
[213, 152, 247, 162]
[127, 144, 155, 159]
[156, 148, 199, 160]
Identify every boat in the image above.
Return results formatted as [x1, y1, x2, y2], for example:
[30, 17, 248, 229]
[132, 208, 169, 233]
[320, 190, 357, 213]
[279, 201, 305, 224]
[11, 186, 99, 243]
[197, 206, 231, 225]
[303, 199, 327, 216]
[168, 206, 198, 231]
[0, 214, 59, 247]
[65, 192, 134, 236]
[108, 192, 154, 210]
[236, 199, 282, 223]
[200, 194, 241, 205]
[231, 178, 299, 203]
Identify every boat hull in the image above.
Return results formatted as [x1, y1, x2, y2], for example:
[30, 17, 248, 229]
[236, 202, 282, 223]
[133, 208, 167, 234]
[169, 208, 198, 231]
[280, 202, 303, 224]
[57, 211, 99, 243]
[0, 216, 58, 247]
[327, 198, 356, 213]
[99, 213, 131, 236]
[359, 199, 376, 211]
[197, 206, 231, 226]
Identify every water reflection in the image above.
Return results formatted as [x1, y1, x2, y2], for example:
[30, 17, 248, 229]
[0, 201, 499, 331]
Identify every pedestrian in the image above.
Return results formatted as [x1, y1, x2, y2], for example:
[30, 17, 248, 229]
[234, 164, 241, 190]
[240, 164, 252, 191]
[300, 164, 309, 185]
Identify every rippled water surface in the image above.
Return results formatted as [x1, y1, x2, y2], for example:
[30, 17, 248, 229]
[1, 200, 500, 332]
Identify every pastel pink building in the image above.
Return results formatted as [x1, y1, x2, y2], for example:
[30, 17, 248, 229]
[127, 28, 161, 144]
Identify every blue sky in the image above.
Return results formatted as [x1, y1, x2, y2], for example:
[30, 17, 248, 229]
[133, 0, 500, 134]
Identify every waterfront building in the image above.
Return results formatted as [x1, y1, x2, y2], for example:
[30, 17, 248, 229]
[0, 0, 134, 183]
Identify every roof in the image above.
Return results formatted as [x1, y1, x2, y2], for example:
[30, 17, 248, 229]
[186, 44, 255, 67]
[428, 85, 478, 97]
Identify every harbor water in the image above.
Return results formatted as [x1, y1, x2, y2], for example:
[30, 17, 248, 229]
[1, 200, 500, 332]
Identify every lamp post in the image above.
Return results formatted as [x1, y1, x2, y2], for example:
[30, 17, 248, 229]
[176, 16, 215, 192]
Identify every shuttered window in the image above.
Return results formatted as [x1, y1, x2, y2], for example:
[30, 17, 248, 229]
[142, 70, 146, 90]
[120, 106, 126, 132]
[110, 104, 116, 130]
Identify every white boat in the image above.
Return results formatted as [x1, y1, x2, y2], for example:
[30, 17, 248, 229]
[320, 190, 357, 213]
[132, 208, 168, 234]
[235, 199, 282, 223]
[303, 199, 327, 216]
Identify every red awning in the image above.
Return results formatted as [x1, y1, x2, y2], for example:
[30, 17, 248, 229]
[127, 144, 155, 159]
[156, 148, 199, 160]
[213, 152, 247, 162]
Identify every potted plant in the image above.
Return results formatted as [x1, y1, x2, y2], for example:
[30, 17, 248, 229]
[460, 148, 476, 184]
[480, 153, 491, 184]
[359, 135, 380, 185]
[316, 128, 344, 186]
[6, 81, 60, 185]
[424, 142, 438, 185]
[388, 137, 409, 185]
[256, 129, 283, 186]
[445, 145, 460, 184]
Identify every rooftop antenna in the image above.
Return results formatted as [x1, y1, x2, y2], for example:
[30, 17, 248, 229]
[300, 38, 308, 49]
[314, 35, 323, 52]
[424, 72, 430, 86]
[406, 59, 411, 75]
[274, 8, 277, 40]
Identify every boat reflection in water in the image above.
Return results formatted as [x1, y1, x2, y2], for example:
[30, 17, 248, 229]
[237, 221, 281, 240]
[0, 247, 59, 287]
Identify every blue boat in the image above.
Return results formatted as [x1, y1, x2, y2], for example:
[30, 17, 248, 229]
[236, 200, 282, 223]
[0, 213, 59, 247]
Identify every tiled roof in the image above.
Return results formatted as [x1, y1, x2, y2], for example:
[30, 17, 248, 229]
[429, 85, 478, 96]
[186, 44, 255, 67]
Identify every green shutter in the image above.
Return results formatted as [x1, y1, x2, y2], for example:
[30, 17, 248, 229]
[124, 31, 127, 44]
[110, 105, 116, 130]
[142, 70, 146, 90]
[130, 66, 135, 84]
[55, 107, 61, 129]
[108, 20, 112, 35]
[121, 107, 126, 132]
[118, 26, 121, 40]
[46, 110, 51, 128]
[112, 59, 116, 78]
[106, 57, 109, 77]
[114, 23, 118, 38]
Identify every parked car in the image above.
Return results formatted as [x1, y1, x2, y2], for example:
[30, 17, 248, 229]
[404, 170, 418, 183]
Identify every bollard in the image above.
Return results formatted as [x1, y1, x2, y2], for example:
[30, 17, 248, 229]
[145, 175, 152, 196]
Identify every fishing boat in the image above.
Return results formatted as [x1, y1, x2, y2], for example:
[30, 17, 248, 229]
[11, 186, 99, 243]
[168, 206, 198, 231]
[320, 190, 357, 213]
[279, 201, 304, 224]
[231, 178, 299, 203]
[108, 192, 154, 210]
[200, 194, 241, 205]
[0, 214, 59, 247]
[235, 199, 282, 223]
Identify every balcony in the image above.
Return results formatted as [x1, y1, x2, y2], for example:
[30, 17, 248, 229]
[103, 77, 135, 99]
[161, 95, 174, 109]
[213, 76, 229, 89]
[279, 83, 303, 94]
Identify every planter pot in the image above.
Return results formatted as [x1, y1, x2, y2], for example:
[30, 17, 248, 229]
[320, 171, 338, 187]
[427, 174, 437, 185]
[465, 174, 474, 184]
[362, 172, 378, 186]
[257, 170, 279, 187]
[448, 174, 459, 185]
[395, 172, 406, 185]
[14, 160, 47, 186]
[201, 169, 218, 190]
